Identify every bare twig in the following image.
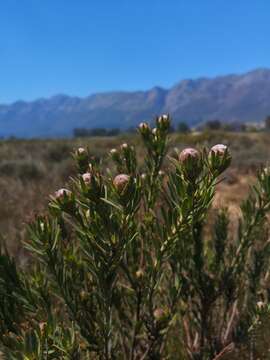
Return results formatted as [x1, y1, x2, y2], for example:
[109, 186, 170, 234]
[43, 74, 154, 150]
[212, 342, 235, 360]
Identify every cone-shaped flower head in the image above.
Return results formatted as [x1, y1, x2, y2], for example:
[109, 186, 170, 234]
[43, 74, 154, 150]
[139, 122, 149, 131]
[179, 148, 199, 162]
[74, 147, 89, 173]
[110, 148, 121, 163]
[263, 166, 270, 175]
[139, 122, 151, 137]
[156, 114, 170, 131]
[82, 172, 92, 185]
[179, 148, 202, 181]
[210, 144, 227, 155]
[135, 269, 144, 279]
[120, 143, 129, 150]
[113, 174, 130, 193]
[55, 188, 72, 200]
[53, 188, 75, 213]
[77, 147, 86, 155]
[154, 308, 166, 321]
[110, 148, 118, 155]
[209, 144, 231, 174]
[257, 301, 265, 310]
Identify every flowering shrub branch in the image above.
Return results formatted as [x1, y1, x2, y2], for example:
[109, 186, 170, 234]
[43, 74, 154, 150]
[0, 115, 270, 359]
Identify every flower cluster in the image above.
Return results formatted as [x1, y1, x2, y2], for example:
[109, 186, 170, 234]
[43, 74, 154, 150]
[178, 144, 231, 181]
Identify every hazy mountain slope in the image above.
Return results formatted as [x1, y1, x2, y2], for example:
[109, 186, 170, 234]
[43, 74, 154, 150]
[164, 69, 270, 125]
[1, 68, 270, 137]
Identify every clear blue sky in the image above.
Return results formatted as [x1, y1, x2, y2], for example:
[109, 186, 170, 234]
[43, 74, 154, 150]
[1, 0, 270, 103]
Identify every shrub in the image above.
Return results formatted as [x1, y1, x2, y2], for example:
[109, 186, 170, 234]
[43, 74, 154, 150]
[0, 159, 44, 181]
[204, 120, 222, 131]
[45, 143, 73, 162]
[0, 114, 270, 359]
[177, 121, 191, 133]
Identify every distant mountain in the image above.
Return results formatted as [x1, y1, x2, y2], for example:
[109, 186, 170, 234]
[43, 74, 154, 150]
[1, 68, 270, 137]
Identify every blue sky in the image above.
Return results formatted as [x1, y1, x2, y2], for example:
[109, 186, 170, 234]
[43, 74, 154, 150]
[1, 0, 270, 103]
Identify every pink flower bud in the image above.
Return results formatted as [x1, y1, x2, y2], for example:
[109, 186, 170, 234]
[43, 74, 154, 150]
[82, 172, 91, 185]
[39, 322, 46, 334]
[159, 114, 169, 122]
[55, 188, 72, 200]
[121, 143, 129, 150]
[157, 114, 170, 131]
[154, 308, 166, 321]
[261, 167, 270, 184]
[75, 147, 88, 159]
[210, 144, 227, 156]
[40, 222, 45, 232]
[139, 122, 151, 136]
[179, 148, 202, 181]
[110, 148, 121, 162]
[77, 147, 86, 155]
[257, 301, 265, 310]
[113, 174, 130, 192]
[135, 269, 144, 279]
[110, 148, 118, 155]
[208, 144, 231, 174]
[179, 148, 200, 163]
[158, 170, 165, 178]
[141, 173, 147, 181]
[139, 122, 149, 130]
[52, 188, 75, 213]
[74, 147, 89, 172]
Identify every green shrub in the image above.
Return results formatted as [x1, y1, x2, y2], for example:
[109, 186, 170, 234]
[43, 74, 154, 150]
[0, 115, 270, 359]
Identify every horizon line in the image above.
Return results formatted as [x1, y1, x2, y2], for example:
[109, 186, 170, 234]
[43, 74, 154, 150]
[1, 66, 269, 106]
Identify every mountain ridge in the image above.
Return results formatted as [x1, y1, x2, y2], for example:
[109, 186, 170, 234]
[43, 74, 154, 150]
[1, 68, 270, 137]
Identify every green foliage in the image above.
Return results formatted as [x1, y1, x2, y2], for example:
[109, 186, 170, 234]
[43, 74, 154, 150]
[0, 114, 270, 359]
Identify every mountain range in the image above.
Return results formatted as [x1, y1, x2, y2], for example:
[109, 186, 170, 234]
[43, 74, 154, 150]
[1, 68, 270, 138]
